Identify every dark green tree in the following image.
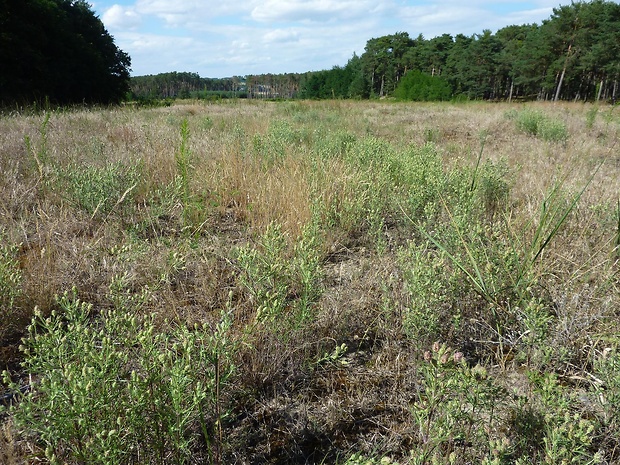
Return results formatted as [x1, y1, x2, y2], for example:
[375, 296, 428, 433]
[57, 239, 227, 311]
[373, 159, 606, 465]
[496, 24, 538, 100]
[417, 33, 454, 76]
[361, 32, 414, 97]
[0, 0, 131, 106]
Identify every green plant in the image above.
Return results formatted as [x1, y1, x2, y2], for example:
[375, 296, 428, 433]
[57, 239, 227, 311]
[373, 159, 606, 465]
[515, 298, 555, 368]
[514, 109, 568, 142]
[174, 118, 211, 232]
[60, 160, 140, 219]
[537, 118, 568, 143]
[410, 343, 506, 464]
[594, 347, 620, 428]
[399, 242, 446, 344]
[291, 223, 324, 321]
[176, 118, 192, 217]
[342, 453, 400, 465]
[393, 70, 452, 102]
[515, 109, 545, 136]
[0, 235, 22, 339]
[419, 168, 595, 317]
[2, 290, 236, 464]
[24, 111, 51, 180]
[235, 222, 324, 324]
[529, 372, 599, 464]
[614, 198, 620, 258]
[474, 159, 511, 219]
[585, 106, 599, 129]
[235, 223, 290, 323]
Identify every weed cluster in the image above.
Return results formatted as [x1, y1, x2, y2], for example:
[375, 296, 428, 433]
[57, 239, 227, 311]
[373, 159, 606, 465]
[509, 108, 569, 142]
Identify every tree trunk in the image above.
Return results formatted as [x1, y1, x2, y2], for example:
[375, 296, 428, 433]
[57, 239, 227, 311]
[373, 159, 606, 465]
[596, 78, 604, 102]
[508, 79, 514, 103]
[554, 44, 572, 102]
[554, 67, 567, 102]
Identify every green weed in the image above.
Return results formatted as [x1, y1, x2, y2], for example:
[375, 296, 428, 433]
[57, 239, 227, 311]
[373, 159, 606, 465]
[0, 235, 22, 340]
[514, 109, 568, 142]
[586, 106, 599, 129]
[234, 223, 323, 324]
[399, 242, 446, 344]
[60, 161, 140, 219]
[410, 343, 506, 464]
[24, 112, 51, 179]
[2, 290, 236, 464]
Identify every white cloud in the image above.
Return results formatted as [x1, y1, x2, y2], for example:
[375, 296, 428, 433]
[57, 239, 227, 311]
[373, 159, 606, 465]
[503, 7, 555, 26]
[263, 28, 301, 43]
[102, 4, 142, 30]
[251, 0, 384, 23]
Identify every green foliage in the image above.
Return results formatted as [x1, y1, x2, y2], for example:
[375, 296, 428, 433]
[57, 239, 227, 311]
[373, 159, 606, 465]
[400, 143, 446, 220]
[0, 0, 131, 105]
[2, 290, 235, 464]
[514, 109, 569, 142]
[343, 454, 400, 465]
[0, 234, 22, 339]
[472, 159, 511, 219]
[615, 199, 620, 258]
[60, 160, 140, 218]
[528, 372, 599, 464]
[24, 112, 51, 179]
[399, 243, 446, 344]
[174, 118, 208, 231]
[594, 347, 620, 429]
[410, 343, 506, 464]
[234, 223, 323, 324]
[586, 106, 599, 129]
[252, 120, 304, 167]
[394, 70, 452, 101]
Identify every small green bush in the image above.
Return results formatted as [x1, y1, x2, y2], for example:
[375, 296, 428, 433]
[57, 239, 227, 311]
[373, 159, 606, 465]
[3, 291, 235, 465]
[515, 109, 568, 142]
[394, 70, 452, 101]
[234, 223, 323, 324]
[60, 160, 141, 218]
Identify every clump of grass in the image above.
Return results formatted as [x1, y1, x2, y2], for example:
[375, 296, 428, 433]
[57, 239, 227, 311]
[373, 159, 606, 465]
[513, 109, 568, 142]
[586, 105, 599, 129]
[59, 160, 140, 219]
[234, 222, 323, 324]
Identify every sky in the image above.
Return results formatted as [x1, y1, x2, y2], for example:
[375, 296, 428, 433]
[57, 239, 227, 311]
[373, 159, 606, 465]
[91, 0, 572, 78]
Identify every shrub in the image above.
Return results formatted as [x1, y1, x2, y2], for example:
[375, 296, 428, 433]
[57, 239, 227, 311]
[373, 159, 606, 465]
[514, 109, 568, 142]
[394, 70, 452, 102]
[234, 223, 323, 324]
[3, 290, 235, 464]
[59, 161, 141, 218]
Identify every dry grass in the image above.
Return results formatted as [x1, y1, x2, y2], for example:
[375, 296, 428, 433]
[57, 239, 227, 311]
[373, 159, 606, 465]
[1, 99, 619, 464]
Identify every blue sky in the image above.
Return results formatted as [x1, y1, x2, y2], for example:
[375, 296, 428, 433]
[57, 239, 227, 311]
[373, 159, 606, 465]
[90, 0, 572, 78]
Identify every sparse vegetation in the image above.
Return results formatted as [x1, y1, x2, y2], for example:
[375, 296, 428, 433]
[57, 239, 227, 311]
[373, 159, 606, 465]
[1, 100, 619, 464]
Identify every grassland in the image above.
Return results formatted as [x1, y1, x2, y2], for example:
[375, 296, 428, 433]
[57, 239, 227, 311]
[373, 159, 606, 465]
[0, 99, 619, 464]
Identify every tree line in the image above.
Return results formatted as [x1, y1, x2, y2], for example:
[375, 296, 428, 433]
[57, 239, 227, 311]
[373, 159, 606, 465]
[302, 0, 620, 102]
[129, 73, 247, 100]
[132, 1, 620, 103]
